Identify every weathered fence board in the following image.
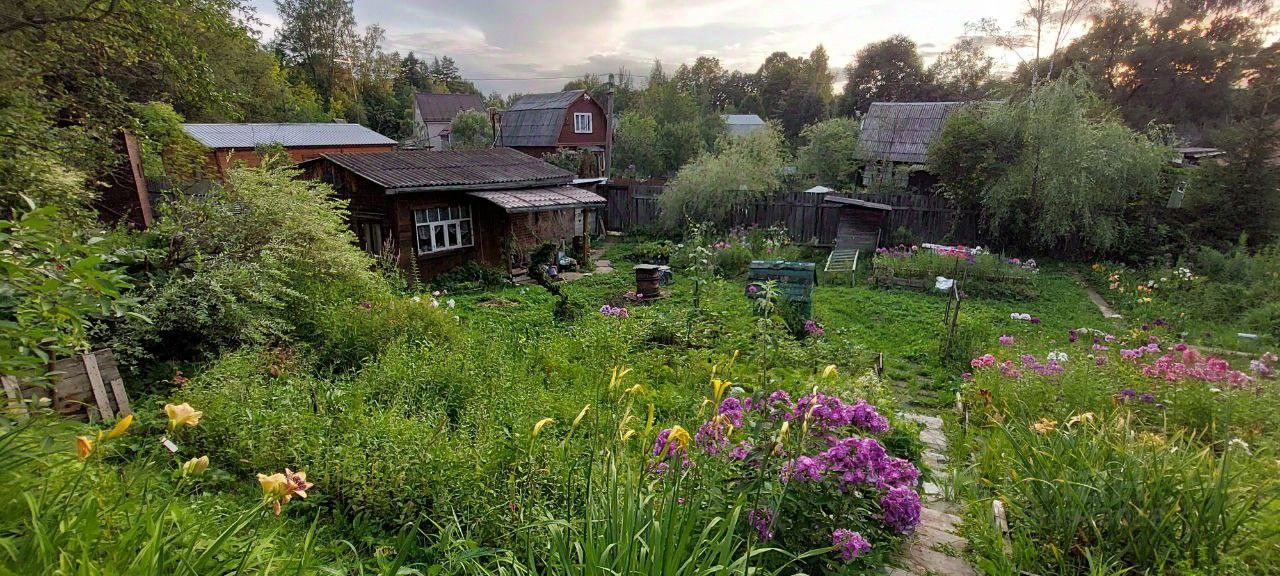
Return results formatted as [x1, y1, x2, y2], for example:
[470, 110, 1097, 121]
[601, 184, 977, 246]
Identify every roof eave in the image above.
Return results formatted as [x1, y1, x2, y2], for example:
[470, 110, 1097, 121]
[384, 178, 574, 195]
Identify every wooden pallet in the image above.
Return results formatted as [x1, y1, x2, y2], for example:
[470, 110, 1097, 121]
[824, 248, 859, 285]
[2, 350, 132, 422]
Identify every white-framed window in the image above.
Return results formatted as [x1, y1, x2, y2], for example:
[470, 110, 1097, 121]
[414, 205, 474, 254]
[573, 112, 593, 133]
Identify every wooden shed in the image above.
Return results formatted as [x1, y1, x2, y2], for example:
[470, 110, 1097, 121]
[300, 147, 606, 280]
[824, 195, 893, 250]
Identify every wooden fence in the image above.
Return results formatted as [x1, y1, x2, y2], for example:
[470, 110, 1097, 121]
[2, 349, 132, 422]
[599, 183, 978, 246]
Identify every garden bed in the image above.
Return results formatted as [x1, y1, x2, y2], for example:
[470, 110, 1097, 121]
[869, 244, 1038, 298]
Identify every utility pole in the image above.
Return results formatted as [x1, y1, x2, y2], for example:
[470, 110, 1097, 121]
[604, 73, 616, 179]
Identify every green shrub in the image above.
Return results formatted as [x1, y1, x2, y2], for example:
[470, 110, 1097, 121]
[305, 295, 459, 372]
[430, 261, 509, 292]
[104, 163, 384, 376]
[714, 246, 753, 278]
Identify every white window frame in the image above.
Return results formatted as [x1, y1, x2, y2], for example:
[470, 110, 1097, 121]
[413, 205, 474, 254]
[573, 112, 593, 134]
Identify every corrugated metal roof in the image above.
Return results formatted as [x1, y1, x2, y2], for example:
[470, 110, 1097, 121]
[723, 114, 766, 136]
[182, 123, 396, 149]
[414, 93, 485, 123]
[467, 186, 605, 213]
[500, 90, 590, 147]
[857, 102, 967, 164]
[311, 147, 573, 191]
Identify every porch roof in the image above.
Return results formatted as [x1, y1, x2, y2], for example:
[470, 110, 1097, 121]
[466, 185, 605, 213]
[822, 195, 893, 211]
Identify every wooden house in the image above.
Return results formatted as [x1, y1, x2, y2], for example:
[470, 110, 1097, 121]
[410, 92, 486, 150]
[300, 147, 606, 280]
[857, 102, 969, 192]
[182, 122, 396, 178]
[499, 90, 608, 175]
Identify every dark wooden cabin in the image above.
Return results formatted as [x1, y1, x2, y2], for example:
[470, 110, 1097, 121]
[300, 147, 606, 280]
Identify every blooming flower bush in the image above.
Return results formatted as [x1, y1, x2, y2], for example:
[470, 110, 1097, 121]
[673, 384, 922, 571]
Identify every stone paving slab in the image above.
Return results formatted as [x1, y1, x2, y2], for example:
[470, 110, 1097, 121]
[891, 412, 976, 576]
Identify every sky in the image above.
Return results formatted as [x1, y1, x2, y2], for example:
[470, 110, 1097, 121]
[242, 0, 1090, 95]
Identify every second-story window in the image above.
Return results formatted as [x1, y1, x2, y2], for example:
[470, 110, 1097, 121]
[573, 112, 593, 133]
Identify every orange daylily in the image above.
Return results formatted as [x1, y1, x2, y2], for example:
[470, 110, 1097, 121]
[75, 436, 93, 460]
[106, 414, 133, 440]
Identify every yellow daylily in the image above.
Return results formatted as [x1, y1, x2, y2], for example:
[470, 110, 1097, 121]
[258, 472, 289, 515]
[531, 417, 555, 439]
[644, 404, 655, 436]
[1067, 412, 1095, 426]
[181, 455, 210, 477]
[821, 365, 838, 379]
[712, 379, 732, 402]
[75, 436, 93, 460]
[571, 405, 591, 430]
[624, 383, 645, 395]
[608, 366, 632, 390]
[1032, 418, 1058, 434]
[164, 403, 202, 430]
[107, 413, 134, 440]
[777, 420, 791, 442]
[667, 425, 691, 452]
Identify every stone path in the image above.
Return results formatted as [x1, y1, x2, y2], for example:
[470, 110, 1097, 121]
[1074, 273, 1122, 320]
[888, 412, 976, 576]
[594, 258, 614, 274]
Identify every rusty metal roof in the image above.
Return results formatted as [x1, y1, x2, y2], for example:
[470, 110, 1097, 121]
[466, 186, 605, 213]
[857, 102, 968, 164]
[310, 147, 572, 192]
[414, 92, 485, 123]
[182, 123, 395, 149]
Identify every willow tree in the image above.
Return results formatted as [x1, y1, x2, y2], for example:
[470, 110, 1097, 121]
[930, 75, 1171, 255]
[657, 123, 788, 233]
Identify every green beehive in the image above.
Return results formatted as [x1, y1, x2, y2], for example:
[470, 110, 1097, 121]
[747, 260, 817, 318]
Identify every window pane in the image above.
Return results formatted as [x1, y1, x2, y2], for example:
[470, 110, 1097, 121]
[459, 220, 472, 246]
[460, 205, 470, 218]
[414, 210, 427, 224]
[447, 222, 459, 246]
[433, 224, 445, 250]
[416, 225, 430, 240]
[453, 206, 463, 219]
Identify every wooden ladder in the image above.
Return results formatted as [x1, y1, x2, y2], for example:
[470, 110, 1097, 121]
[824, 248, 860, 286]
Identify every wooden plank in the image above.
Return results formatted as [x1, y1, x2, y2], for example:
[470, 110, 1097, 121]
[81, 353, 115, 422]
[109, 378, 132, 417]
[2, 376, 27, 419]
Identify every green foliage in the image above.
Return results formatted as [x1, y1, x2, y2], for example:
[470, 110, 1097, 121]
[430, 261, 510, 292]
[0, 418, 325, 575]
[104, 164, 383, 374]
[0, 202, 136, 380]
[304, 295, 460, 372]
[930, 76, 1171, 256]
[713, 246, 753, 278]
[838, 35, 933, 116]
[541, 148, 590, 176]
[795, 117, 862, 190]
[612, 111, 661, 178]
[658, 125, 788, 232]
[449, 110, 494, 150]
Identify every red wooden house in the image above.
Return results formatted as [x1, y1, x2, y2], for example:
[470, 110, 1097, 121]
[300, 147, 605, 280]
[499, 90, 608, 175]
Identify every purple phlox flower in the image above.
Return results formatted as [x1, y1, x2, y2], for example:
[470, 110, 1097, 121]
[1095, 356, 1108, 366]
[1141, 323, 1151, 331]
[1138, 393, 1156, 403]
[999, 335, 1015, 346]
[961, 371, 973, 381]
[880, 486, 922, 534]
[747, 508, 775, 540]
[781, 455, 823, 482]
[1154, 318, 1168, 327]
[831, 529, 872, 562]
[650, 428, 691, 473]
[1068, 329, 1079, 343]
[1030, 316, 1042, 324]
[1251, 359, 1273, 378]
[728, 441, 752, 461]
[803, 319, 825, 337]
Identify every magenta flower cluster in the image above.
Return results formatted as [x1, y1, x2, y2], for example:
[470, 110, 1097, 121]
[998, 335, 1015, 346]
[831, 528, 872, 562]
[1120, 342, 1161, 360]
[599, 304, 630, 318]
[649, 428, 691, 474]
[1019, 354, 1064, 377]
[880, 486, 923, 533]
[781, 436, 919, 495]
[803, 319, 825, 337]
[1139, 348, 1262, 388]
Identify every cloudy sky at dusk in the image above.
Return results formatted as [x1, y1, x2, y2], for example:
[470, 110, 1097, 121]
[242, 0, 1272, 95]
[242, 0, 1049, 93]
